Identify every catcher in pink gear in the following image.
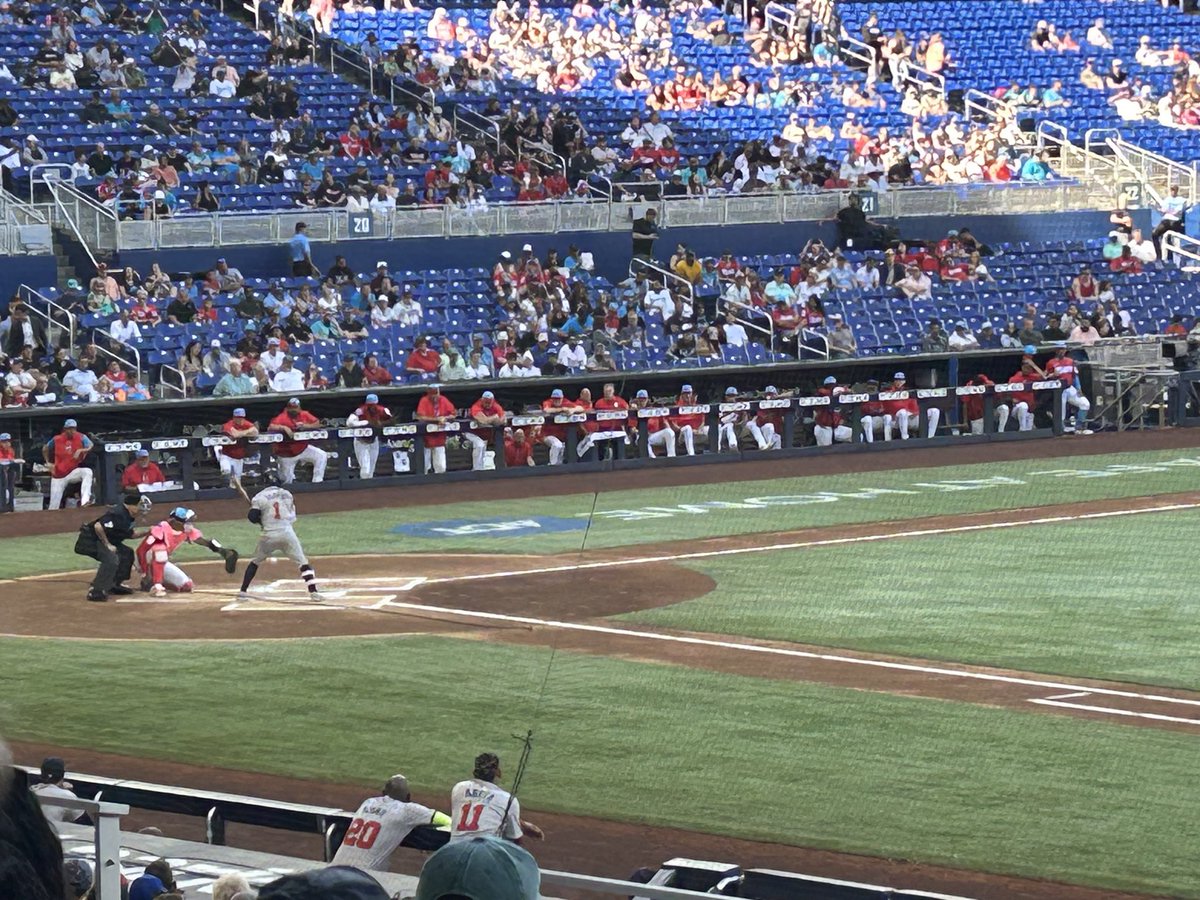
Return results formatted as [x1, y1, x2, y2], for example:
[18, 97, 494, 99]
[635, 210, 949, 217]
[135, 507, 238, 595]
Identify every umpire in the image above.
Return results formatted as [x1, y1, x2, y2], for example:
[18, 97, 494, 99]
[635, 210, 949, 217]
[75, 491, 145, 602]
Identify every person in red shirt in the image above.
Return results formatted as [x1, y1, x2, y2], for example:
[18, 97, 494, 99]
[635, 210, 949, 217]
[813, 376, 852, 446]
[340, 123, 369, 159]
[770, 301, 801, 353]
[362, 353, 393, 386]
[1008, 361, 1041, 431]
[630, 139, 660, 170]
[268, 398, 328, 483]
[43, 419, 94, 509]
[492, 332, 512, 370]
[346, 392, 393, 478]
[588, 382, 630, 459]
[130, 294, 160, 326]
[881, 371, 940, 440]
[962, 374, 1009, 434]
[858, 378, 888, 443]
[656, 139, 681, 171]
[516, 173, 547, 202]
[939, 255, 972, 281]
[748, 385, 784, 450]
[405, 337, 441, 376]
[121, 449, 166, 490]
[465, 390, 506, 470]
[0, 432, 20, 463]
[715, 252, 740, 281]
[630, 388, 676, 458]
[218, 407, 258, 485]
[196, 295, 219, 323]
[668, 383, 708, 456]
[539, 387, 579, 465]
[416, 383, 457, 474]
[542, 171, 569, 198]
[503, 427, 536, 467]
[1044, 345, 1092, 433]
[1109, 247, 1142, 274]
[570, 387, 596, 458]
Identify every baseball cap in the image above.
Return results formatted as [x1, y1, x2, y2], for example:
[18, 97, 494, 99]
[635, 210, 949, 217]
[170, 507, 195, 521]
[64, 419, 77, 428]
[365, 393, 379, 404]
[725, 387, 738, 395]
[415, 836, 540, 900]
[258, 866, 390, 900]
[955, 321, 968, 329]
[522, 243, 533, 252]
[233, 407, 246, 417]
[1024, 344, 1037, 354]
[765, 385, 778, 394]
[376, 260, 387, 268]
[64, 860, 93, 897]
[41, 756, 66, 780]
[482, 391, 494, 399]
[0, 433, 8, 441]
[136, 449, 149, 458]
[210, 338, 221, 347]
[681, 384, 694, 392]
[268, 337, 281, 345]
[823, 376, 837, 385]
[287, 398, 301, 406]
[550, 388, 564, 398]
[537, 332, 549, 342]
[893, 372, 906, 380]
[636, 389, 649, 399]
[500, 250, 511, 260]
[66, 278, 80, 289]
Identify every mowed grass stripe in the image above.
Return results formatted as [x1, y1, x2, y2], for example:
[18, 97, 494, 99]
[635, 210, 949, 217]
[2, 634, 1199, 896]
[2, 448, 1200, 581]
[629, 508, 1200, 690]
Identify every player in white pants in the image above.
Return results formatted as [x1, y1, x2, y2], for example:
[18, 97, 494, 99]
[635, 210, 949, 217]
[673, 385, 708, 456]
[135, 507, 235, 595]
[50, 467, 94, 509]
[892, 406, 941, 439]
[277, 444, 328, 483]
[646, 421, 676, 457]
[239, 479, 322, 601]
[747, 386, 784, 450]
[465, 391, 505, 470]
[814, 377, 852, 446]
[539, 388, 575, 465]
[346, 394, 393, 478]
[717, 387, 745, 452]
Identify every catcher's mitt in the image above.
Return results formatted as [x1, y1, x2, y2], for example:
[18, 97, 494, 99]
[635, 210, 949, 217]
[219, 546, 239, 574]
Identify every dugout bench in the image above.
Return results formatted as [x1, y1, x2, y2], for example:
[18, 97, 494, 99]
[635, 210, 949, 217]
[92, 381, 1065, 506]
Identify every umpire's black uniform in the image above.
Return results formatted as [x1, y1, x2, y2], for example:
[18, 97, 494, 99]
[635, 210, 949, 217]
[75, 492, 141, 602]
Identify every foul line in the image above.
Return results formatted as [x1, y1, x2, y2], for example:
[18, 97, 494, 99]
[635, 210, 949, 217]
[419, 500, 1200, 586]
[372, 597, 1200, 711]
[1031, 698, 1200, 725]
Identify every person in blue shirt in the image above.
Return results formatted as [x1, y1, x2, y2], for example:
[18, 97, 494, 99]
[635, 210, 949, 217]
[1019, 150, 1053, 182]
[186, 141, 212, 173]
[1041, 79, 1069, 108]
[976, 322, 1002, 349]
[299, 152, 325, 182]
[104, 89, 132, 122]
[288, 221, 317, 277]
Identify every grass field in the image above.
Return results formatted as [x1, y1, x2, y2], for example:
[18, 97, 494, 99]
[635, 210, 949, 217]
[4, 444, 1200, 896]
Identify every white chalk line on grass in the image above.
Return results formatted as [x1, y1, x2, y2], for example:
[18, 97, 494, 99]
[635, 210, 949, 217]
[417, 500, 1200, 586]
[370, 596, 1200, 716]
[1031, 697, 1200, 725]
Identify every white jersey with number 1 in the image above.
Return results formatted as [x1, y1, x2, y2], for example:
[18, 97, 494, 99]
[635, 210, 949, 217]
[330, 795, 438, 870]
[252, 486, 298, 536]
[449, 778, 523, 842]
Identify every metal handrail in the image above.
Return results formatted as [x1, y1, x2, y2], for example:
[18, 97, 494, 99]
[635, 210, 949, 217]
[91, 329, 143, 383]
[838, 30, 877, 71]
[1036, 119, 1071, 154]
[801, 326, 830, 360]
[964, 88, 1013, 126]
[1162, 229, 1200, 268]
[45, 180, 104, 269]
[764, 1, 800, 39]
[452, 103, 500, 150]
[0, 184, 49, 224]
[160, 363, 187, 398]
[27, 161, 74, 205]
[517, 136, 567, 178]
[331, 41, 375, 93]
[630, 257, 696, 314]
[19, 283, 76, 349]
[1107, 136, 1197, 206]
[720, 295, 774, 347]
[897, 58, 945, 99]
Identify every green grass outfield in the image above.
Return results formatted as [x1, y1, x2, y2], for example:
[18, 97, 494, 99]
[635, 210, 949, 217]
[628, 507, 1200, 690]
[2, 447, 1199, 580]
[2, 634, 1199, 897]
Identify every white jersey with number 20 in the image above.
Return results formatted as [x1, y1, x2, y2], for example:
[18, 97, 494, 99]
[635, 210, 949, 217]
[252, 486, 297, 536]
[449, 778, 523, 842]
[330, 795, 437, 870]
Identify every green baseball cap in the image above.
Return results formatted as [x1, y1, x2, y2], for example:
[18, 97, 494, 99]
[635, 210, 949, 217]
[415, 837, 540, 900]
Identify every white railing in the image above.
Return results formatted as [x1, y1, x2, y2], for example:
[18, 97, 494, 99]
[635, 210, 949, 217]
[159, 363, 188, 398]
[964, 88, 1013, 127]
[801, 326, 830, 359]
[19, 283, 76, 348]
[721, 295, 775, 349]
[630, 256, 696, 311]
[92, 331, 143, 383]
[897, 58, 945, 99]
[37, 795, 129, 900]
[1107, 136, 1198, 206]
[72, 181, 1109, 251]
[453, 103, 500, 150]
[1162, 229, 1200, 269]
[838, 30, 877, 71]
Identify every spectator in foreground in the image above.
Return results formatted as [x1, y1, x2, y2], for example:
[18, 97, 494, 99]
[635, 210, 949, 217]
[211, 872, 252, 900]
[64, 859, 92, 900]
[0, 740, 66, 900]
[129, 859, 177, 900]
[258, 866, 389, 900]
[415, 835, 540, 900]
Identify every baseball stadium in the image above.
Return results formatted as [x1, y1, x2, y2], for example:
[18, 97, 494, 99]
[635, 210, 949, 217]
[5, 0, 1200, 899]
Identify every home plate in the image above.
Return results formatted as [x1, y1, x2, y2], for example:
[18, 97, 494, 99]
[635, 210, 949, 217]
[220, 576, 425, 612]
